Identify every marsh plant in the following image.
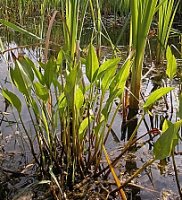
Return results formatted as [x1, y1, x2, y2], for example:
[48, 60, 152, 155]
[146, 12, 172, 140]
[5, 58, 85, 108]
[0, 0, 182, 198]
[156, 0, 180, 64]
[129, 0, 158, 110]
[1, 44, 132, 185]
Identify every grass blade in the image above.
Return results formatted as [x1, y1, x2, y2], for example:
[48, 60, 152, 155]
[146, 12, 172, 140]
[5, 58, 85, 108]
[0, 19, 41, 40]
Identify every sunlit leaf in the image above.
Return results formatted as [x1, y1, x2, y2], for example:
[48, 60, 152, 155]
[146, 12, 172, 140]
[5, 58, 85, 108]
[162, 119, 169, 132]
[101, 67, 116, 92]
[10, 61, 31, 97]
[57, 49, 63, 66]
[29, 60, 44, 84]
[166, 46, 177, 80]
[75, 87, 84, 110]
[2, 89, 21, 113]
[58, 93, 67, 110]
[98, 58, 120, 77]
[79, 116, 93, 141]
[34, 82, 49, 102]
[86, 44, 99, 83]
[110, 59, 131, 95]
[143, 87, 174, 111]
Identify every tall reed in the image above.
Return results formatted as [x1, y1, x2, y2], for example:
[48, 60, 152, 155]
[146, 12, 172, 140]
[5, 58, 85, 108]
[156, 0, 180, 64]
[129, 0, 158, 110]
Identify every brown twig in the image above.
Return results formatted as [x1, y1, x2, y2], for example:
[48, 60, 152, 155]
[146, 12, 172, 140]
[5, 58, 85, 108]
[109, 159, 155, 196]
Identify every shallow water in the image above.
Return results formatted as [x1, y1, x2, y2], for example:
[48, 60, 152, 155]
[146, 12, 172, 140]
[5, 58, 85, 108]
[1, 40, 182, 199]
[0, 15, 182, 199]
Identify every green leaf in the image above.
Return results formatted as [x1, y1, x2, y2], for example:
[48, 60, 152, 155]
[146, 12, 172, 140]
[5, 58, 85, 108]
[98, 58, 120, 77]
[2, 89, 21, 113]
[29, 60, 44, 84]
[43, 58, 57, 89]
[57, 49, 63, 66]
[10, 61, 31, 97]
[0, 19, 41, 40]
[34, 82, 49, 102]
[86, 44, 99, 83]
[58, 93, 67, 111]
[102, 89, 120, 119]
[101, 67, 116, 92]
[75, 87, 84, 110]
[154, 120, 182, 160]
[79, 116, 93, 141]
[162, 119, 169, 132]
[18, 56, 34, 82]
[166, 46, 177, 80]
[110, 59, 131, 95]
[31, 99, 40, 117]
[64, 66, 77, 107]
[143, 87, 174, 111]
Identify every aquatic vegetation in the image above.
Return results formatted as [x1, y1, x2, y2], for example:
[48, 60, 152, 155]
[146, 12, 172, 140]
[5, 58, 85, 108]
[156, 0, 180, 64]
[0, 0, 182, 199]
[129, 0, 158, 110]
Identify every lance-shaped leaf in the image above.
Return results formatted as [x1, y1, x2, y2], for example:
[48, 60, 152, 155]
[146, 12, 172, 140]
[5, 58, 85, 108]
[64, 66, 77, 107]
[10, 61, 32, 97]
[97, 57, 120, 77]
[86, 44, 99, 83]
[110, 59, 131, 95]
[2, 89, 22, 113]
[75, 86, 84, 110]
[43, 58, 57, 89]
[143, 87, 174, 111]
[18, 56, 34, 82]
[34, 82, 49, 102]
[79, 116, 93, 141]
[154, 120, 182, 160]
[166, 46, 177, 80]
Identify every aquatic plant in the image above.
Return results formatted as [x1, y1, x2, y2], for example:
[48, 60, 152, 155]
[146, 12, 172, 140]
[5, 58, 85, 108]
[1, 43, 132, 185]
[129, 0, 159, 111]
[156, 0, 180, 64]
[1, 0, 182, 198]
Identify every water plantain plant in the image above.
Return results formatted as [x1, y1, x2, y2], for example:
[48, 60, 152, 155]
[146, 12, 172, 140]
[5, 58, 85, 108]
[2, 44, 132, 187]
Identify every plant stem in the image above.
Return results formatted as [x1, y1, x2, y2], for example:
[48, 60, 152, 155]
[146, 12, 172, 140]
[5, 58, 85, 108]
[172, 151, 182, 199]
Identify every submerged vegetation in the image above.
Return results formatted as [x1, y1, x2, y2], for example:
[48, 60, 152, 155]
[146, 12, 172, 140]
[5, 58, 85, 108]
[0, 0, 182, 199]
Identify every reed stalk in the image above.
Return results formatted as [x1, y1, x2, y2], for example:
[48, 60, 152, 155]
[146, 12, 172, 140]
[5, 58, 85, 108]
[129, 0, 158, 110]
[156, 0, 180, 64]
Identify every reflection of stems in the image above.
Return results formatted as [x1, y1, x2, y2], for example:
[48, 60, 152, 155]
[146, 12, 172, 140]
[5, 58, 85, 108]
[0, 99, 9, 126]
[172, 151, 182, 199]
[19, 114, 40, 167]
[95, 115, 144, 178]
[110, 159, 155, 196]
[104, 100, 121, 144]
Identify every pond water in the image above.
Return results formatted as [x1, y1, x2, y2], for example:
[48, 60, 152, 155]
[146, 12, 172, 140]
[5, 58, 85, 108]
[0, 15, 182, 200]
